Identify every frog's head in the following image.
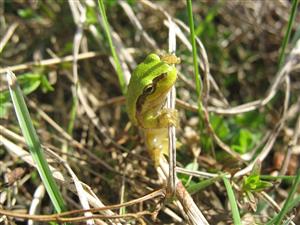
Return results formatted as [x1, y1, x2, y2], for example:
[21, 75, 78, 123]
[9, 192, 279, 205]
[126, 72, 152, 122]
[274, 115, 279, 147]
[126, 53, 178, 125]
[136, 54, 177, 112]
[139, 67, 177, 103]
[141, 54, 177, 95]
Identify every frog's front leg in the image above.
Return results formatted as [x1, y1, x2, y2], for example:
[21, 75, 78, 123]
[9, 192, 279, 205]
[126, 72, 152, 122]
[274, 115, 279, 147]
[138, 108, 178, 129]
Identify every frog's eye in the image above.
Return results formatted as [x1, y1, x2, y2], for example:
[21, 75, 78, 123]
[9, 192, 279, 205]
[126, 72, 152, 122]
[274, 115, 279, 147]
[143, 84, 155, 95]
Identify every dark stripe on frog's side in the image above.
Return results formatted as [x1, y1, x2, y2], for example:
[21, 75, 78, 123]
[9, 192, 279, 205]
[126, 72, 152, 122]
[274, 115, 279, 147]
[136, 73, 167, 112]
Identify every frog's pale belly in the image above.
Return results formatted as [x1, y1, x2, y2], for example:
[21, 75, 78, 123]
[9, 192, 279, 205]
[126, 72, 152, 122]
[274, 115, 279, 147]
[144, 128, 169, 167]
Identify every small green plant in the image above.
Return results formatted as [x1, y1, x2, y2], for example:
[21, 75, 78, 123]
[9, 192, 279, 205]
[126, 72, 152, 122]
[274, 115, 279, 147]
[243, 172, 273, 193]
[242, 163, 273, 192]
[242, 163, 273, 211]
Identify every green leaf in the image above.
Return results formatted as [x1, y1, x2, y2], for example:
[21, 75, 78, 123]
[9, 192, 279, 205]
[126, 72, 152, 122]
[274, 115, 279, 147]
[232, 129, 253, 153]
[17, 73, 42, 95]
[0, 102, 11, 118]
[17, 8, 35, 19]
[86, 6, 98, 25]
[195, 3, 219, 38]
[243, 174, 273, 192]
[126, 0, 137, 5]
[0, 72, 51, 117]
[210, 114, 230, 139]
[178, 162, 199, 184]
[185, 161, 199, 171]
[104, 0, 118, 7]
[234, 111, 265, 129]
[0, 90, 10, 104]
[40, 75, 54, 92]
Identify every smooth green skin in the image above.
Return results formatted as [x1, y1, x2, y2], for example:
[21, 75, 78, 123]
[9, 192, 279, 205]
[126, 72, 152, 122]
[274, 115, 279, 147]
[126, 53, 177, 128]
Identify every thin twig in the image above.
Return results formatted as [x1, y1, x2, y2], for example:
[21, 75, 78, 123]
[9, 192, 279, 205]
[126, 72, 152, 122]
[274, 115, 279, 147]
[0, 22, 18, 53]
[159, 158, 209, 225]
[28, 185, 45, 225]
[166, 17, 177, 198]
[0, 51, 100, 74]
[279, 114, 300, 176]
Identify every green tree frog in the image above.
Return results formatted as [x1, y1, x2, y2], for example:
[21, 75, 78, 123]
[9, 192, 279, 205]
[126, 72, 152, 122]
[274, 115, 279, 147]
[126, 53, 180, 167]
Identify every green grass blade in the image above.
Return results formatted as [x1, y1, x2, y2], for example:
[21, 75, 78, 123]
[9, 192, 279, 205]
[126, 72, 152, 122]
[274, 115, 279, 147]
[222, 176, 241, 225]
[286, 195, 300, 213]
[260, 175, 295, 181]
[6, 71, 66, 213]
[278, 0, 299, 68]
[186, 0, 202, 97]
[267, 195, 300, 225]
[273, 169, 300, 225]
[187, 176, 221, 195]
[97, 0, 126, 94]
[186, 0, 204, 128]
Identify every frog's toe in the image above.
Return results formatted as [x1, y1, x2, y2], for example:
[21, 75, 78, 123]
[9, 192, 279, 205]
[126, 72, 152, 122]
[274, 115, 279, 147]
[158, 109, 178, 127]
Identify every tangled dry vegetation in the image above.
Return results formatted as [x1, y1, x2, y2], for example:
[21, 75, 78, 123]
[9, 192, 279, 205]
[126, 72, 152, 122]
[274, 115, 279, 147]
[0, 0, 300, 224]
